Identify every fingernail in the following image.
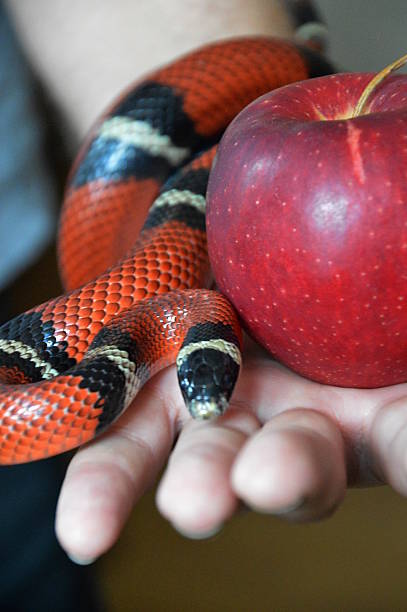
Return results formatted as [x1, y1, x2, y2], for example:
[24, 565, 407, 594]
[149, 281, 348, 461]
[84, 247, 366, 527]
[251, 497, 306, 516]
[67, 553, 98, 566]
[271, 498, 306, 515]
[172, 523, 224, 540]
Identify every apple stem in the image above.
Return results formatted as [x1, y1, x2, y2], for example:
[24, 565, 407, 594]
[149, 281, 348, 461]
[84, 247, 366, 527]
[352, 53, 407, 118]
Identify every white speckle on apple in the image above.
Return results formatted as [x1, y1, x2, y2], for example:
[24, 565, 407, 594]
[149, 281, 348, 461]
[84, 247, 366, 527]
[317, 162, 323, 168]
[266, 252, 270, 258]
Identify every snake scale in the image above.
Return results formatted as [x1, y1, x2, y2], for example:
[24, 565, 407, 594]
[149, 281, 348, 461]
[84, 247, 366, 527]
[0, 36, 333, 464]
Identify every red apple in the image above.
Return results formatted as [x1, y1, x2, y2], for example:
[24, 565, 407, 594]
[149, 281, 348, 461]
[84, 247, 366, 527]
[206, 67, 407, 388]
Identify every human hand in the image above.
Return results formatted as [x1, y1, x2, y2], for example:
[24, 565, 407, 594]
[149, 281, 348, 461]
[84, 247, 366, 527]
[55, 334, 407, 564]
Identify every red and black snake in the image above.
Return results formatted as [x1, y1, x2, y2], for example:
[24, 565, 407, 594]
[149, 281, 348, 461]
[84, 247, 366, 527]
[0, 36, 333, 464]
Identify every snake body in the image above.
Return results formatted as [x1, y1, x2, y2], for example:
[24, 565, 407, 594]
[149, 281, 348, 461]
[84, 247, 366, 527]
[0, 37, 333, 464]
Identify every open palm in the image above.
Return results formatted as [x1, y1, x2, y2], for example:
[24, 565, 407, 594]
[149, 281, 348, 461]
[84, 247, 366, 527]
[55, 335, 407, 563]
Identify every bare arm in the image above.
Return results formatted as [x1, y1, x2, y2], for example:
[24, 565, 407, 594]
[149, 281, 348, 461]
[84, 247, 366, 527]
[5, 0, 294, 141]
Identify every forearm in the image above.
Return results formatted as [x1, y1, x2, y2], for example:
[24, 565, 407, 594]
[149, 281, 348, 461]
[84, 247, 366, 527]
[5, 0, 295, 141]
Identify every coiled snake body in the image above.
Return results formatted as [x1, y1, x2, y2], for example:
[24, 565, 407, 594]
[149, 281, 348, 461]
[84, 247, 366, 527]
[0, 37, 333, 464]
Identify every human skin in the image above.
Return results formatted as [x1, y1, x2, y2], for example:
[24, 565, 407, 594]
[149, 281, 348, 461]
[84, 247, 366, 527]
[5, 0, 407, 564]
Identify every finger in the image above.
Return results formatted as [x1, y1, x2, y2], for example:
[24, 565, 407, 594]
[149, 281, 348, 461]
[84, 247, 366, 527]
[370, 396, 407, 495]
[55, 367, 180, 563]
[156, 406, 260, 537]
[231, 409, 346, 521]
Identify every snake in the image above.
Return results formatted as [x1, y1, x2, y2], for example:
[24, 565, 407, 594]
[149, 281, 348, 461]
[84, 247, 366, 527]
[0, 35, 334, 465]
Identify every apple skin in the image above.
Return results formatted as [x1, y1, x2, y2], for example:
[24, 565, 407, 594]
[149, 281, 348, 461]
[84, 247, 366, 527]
[206, 72, 407, 388]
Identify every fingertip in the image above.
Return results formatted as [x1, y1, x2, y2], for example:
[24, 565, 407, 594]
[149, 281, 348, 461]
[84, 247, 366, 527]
[55, 459, 134, 561]
[370, 396, 407, 494]
[156, 410, 256, 535]
[156, 453, 237, 535]
[231, 409, 346, 520]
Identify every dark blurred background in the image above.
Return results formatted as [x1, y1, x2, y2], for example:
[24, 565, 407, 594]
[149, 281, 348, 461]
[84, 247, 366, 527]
[2, 1, 407, 611]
